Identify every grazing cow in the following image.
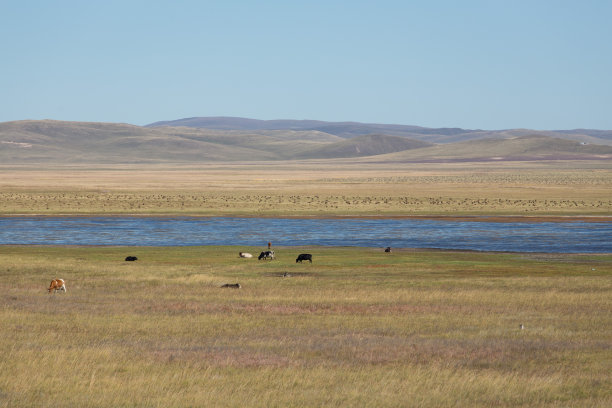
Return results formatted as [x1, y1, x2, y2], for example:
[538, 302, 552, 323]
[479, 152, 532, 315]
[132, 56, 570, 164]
[48, 278, 66, 294]
[125, 256, 138, 261]
[258, 250, 275, 260]
[239, 252, 253, 258]
[296, 253, 312, 263]
[384, 247, 392, 253]
[220, 283, 241, 289]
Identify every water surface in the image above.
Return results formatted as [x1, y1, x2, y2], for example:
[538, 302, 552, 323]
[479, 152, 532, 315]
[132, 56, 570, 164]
[1, 216, 610, 253]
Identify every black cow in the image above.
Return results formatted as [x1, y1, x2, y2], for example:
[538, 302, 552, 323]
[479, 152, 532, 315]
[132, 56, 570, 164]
[125, 256, 138, 261]
[220, 283, 241, 289]
[258, 250, 275, 260]
[384, 247, 391, 253]
[296, 253, 312, 263]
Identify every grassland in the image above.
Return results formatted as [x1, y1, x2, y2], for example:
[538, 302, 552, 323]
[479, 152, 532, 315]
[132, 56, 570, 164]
[1, 159, 610, 406]
[1, 161, 611, 217]
[0, 245, 610, 407]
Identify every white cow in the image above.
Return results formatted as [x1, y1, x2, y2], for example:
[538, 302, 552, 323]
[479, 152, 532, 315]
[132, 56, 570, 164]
[239, 252, 253, 258]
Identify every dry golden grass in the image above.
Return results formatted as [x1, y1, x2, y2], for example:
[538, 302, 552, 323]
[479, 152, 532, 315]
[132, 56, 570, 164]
[1, 161, 611, 216]
[0, 246, 610, 407]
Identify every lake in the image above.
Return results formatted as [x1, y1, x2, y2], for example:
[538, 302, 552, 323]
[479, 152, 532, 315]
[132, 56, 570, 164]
[0, 216, 610, 253]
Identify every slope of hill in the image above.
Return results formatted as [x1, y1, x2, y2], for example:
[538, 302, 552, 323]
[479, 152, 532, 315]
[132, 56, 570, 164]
[0, 120, 277, 163]
[292, 134, 433, 159]
[146, 116, 612, 145]
[0, 120, 353, 163]
[367, 135, 612, 163]
[553, 129, 612, 143]
[1, 119, 611, 164]
[146, 116, 479, 141]
[147, 117, 333, 131]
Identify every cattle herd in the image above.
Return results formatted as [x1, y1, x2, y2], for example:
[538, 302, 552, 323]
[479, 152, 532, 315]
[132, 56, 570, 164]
[46, 246, 393, 292]
[243, 251, 314, 263]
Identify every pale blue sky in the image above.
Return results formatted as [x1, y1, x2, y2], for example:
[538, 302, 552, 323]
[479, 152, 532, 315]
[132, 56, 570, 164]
[1, 0, 611, 129]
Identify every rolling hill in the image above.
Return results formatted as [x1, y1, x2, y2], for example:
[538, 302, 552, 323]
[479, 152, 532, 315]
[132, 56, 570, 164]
[366, 135, 612, 163]
[1, 118, 611, 164]
[291, 134, 433, 159]
[0, 120, 277, 163]
[147, 116, 612, 145]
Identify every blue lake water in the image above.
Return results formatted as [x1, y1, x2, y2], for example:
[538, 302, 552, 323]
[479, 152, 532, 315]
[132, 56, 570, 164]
[0, 216, 610, 253]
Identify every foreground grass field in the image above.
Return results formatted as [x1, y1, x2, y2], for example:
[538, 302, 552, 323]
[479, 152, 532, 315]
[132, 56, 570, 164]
[1, 161, 611, 216]
[0, 246, 610, 407]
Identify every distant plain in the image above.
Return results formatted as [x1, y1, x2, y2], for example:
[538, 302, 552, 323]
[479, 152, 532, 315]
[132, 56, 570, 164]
[1, 160, 610, 217]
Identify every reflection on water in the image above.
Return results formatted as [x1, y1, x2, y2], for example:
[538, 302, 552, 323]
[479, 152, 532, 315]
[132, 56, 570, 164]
[0, 216, 610, 253]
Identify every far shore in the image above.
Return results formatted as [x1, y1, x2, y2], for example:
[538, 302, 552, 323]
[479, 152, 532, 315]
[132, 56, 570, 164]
[1, 213, 610, 223]
[2, 162, 610, 218]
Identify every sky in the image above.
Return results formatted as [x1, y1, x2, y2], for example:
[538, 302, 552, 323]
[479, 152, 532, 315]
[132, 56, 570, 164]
[1, 0, 611, 130]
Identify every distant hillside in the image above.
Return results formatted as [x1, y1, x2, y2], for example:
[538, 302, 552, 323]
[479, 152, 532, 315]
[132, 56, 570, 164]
[292, 134, 433, 159]
[553, 129, 612, 142]
[146, 116, 481, 141]
[366, 135, 612, 163]
[147, 117, 333, 131]
[0, 120, 277, 163]
[147, 116, 612, 145]
[1, 119, 611, 164]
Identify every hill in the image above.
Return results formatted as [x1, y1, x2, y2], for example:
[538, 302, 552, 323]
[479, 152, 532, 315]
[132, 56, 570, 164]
[0, 120, 343, 163]
[147, 116, 612, 145]
[146, 117, 483, 141]
[366, 135, 612, 163]
[1, 119, 611, 164]
[0, 120, 277, 163]
[292, 134, 433, 159]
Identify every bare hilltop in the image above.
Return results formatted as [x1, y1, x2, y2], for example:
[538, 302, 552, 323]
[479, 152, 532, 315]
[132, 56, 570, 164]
[1, 116, 611, 164]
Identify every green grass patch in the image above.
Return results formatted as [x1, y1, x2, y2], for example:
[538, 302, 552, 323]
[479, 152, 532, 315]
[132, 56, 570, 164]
[0, 246, 610, 407]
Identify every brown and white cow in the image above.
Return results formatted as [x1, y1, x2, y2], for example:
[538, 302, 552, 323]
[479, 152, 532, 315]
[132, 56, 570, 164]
[48, 278, 66, 294]
[239, 252, 253, 258]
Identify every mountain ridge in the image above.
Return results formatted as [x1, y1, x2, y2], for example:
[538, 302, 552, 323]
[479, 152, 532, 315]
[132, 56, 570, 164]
[146, 116, 612, 145]
[1, 118, 611, 164]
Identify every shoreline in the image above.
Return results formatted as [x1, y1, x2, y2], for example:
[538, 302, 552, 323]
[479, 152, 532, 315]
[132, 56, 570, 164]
[0, 213, 610, 223]
[0, 244, 610, 255]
